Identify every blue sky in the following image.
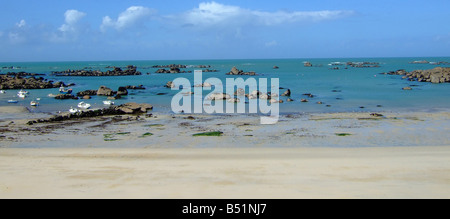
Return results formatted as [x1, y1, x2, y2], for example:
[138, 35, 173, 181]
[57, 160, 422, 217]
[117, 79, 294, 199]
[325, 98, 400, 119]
[1, 0, 449, 61]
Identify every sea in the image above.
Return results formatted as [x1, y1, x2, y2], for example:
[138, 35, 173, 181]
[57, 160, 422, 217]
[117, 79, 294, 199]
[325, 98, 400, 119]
[1, 57, 449, 115]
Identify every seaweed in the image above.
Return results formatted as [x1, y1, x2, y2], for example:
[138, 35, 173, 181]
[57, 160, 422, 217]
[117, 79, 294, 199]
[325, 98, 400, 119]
[193, 131, 223, 137]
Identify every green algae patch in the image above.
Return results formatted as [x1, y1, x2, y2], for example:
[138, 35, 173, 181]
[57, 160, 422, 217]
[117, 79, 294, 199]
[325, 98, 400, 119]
[193, 131, 224, 137]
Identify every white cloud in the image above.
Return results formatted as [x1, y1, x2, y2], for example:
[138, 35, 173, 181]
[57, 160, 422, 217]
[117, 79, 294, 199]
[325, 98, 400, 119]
[265, 40, 278, 47]
[59, 10, 86, 33]
[16, 19, 26, 28]
[101, 6, 154, 32]
[179, 1, 354, 28]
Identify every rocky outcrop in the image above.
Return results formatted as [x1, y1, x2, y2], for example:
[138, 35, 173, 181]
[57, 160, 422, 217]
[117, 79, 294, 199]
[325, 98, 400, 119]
[76, 90, 98, 97]
[207, 93, 232, 100]
[117, 87, 128, 96]
[125, 85, 146, 90]
[1, 72, 45, 76]
[304, 62, 313, 67]
[52, 65, 141, 76]
[97, 86, 115, 96]
[115, 102, 153, 114]
[155, 67, 192, 74]
[281, 89, 291, 97]
[165, 81, 175, 88]
[26, 103, 154, 125]
[152, 64, 187, 69]
[226, 67, 257, 76]
[381, 67, 450, 83]
[55, 94, 78, 100]
[0, 75, 71, 90]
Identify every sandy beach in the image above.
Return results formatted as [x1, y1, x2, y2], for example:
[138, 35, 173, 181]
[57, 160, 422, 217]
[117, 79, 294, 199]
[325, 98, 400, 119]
[0, 147, 449, 199]
[1, 107, 450, 199]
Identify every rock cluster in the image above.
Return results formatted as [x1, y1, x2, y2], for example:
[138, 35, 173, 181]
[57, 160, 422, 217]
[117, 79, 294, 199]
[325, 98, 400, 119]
[0, 75, 70, 90]
[1, 72, 45, 76]
[26, 103, 153, 125]
[55, 94, 78, 100]
[155, 68, 192, 74]
[226, 67, 257, 76]
[52, 65, 141, 76]
[382, 67, 450, 83]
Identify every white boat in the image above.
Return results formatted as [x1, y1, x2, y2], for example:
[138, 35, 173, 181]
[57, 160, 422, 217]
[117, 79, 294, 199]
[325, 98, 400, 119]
[103, 100, 115, 105]
[77, 102, 91, 109]
[30, 101, 39, 106]
[48, 94, 57, 97]
[18, 90, 29, 98]
[0, 90, 5, 94]
[69, 107, 80, 113]
[7, 100, 18, 103]
[59, 86, 73, 94]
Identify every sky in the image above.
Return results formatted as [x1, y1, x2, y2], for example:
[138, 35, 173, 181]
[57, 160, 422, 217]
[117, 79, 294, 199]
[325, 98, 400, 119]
[0, 0, 449, 62]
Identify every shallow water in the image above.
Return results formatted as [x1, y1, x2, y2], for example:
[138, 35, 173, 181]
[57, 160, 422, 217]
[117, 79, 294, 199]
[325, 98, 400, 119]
[1, 57, 449, 115]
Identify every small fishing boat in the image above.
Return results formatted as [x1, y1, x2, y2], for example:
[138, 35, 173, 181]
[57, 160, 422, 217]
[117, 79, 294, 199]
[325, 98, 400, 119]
[69, 107, 80, 113]
[103, 100, 115, 105]
[48, 94, 57, 97]
[59, 86, 73, 94]
[77, 102, 91, 109]
[7, 100, 18, 103]
[30, 101, 39, 106]
[18, 90, 29, 98]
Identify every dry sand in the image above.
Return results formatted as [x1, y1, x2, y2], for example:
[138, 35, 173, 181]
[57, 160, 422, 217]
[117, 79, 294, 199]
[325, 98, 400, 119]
[1, 147, 449, 199]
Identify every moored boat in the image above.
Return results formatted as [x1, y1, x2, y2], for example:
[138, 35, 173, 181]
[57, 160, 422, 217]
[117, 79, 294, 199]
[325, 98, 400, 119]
[77, 102, 91, 109]
[30, 101, 39, 106]
[103, 100, 115, 105]
[69, 107, 80, 113]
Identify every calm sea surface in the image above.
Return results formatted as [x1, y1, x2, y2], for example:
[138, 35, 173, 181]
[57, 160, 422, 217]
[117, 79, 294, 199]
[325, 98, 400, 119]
[1, 57, 449, 115]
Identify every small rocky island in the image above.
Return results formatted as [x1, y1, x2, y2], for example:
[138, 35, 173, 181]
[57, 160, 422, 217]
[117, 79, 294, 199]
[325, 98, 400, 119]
[52, 65, 141, 76]
[382, 67, 450, 83]
[226, 67, 257, 76]
[0, 74, 72, 90]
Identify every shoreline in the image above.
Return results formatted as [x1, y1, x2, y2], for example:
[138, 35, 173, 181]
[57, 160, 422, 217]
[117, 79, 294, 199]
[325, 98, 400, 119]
[1, 107, 449, 148]
[1, 146, 449, 198]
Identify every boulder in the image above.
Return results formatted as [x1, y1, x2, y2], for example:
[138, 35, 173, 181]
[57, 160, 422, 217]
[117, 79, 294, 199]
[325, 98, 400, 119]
[115, 102, 153, 114]
[117, 87, 128, 96]
[207, 93, 231, 100]
[281, 89, 291, 97]
[234, 88, 245, 96]
[227, 98, 240, 103]
[165, 81, 175, 88]
[76, 90, 97, 97]
[55, 94, 78, 100]
[97, 86, 115, 96]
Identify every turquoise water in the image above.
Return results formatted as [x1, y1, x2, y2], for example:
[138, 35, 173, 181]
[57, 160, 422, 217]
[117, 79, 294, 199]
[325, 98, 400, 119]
[1, 57, 449, 114]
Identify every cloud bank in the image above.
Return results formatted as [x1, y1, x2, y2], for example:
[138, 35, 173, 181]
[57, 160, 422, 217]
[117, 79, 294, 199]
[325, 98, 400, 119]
[178, 2, 354, 28]
[101, 6, 154, 32]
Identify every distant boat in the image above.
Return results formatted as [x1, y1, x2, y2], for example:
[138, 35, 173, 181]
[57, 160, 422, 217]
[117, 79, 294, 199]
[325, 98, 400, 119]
[0, 90, 5, 94]
[77, 102, 91, 109]
[103, 100, 115, 105]
[7, 100, 18, 103]
[59, 86, 73, 94]
[69, 107, 80, 113]
[30, 101, 39, 106]
[18, 90, 29, 98]
[48, 94, 57, 97]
